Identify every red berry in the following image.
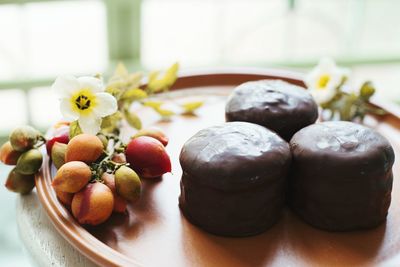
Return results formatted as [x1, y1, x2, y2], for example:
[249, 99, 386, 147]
[132, 127, 169, 146]
[102, 173, 128, 213]
[125, 136, 171, 178]
[46, 126, 69, 156]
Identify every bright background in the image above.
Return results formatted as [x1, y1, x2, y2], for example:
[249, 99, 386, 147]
[0, 0, 400, 265]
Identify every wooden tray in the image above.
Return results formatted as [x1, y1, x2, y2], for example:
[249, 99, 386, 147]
[36, 70, 400, 267]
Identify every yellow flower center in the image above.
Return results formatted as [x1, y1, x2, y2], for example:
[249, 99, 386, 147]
[70, 89, 97, 115]
[316, 74, 330, 90]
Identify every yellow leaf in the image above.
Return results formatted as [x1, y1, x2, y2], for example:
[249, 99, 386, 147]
[101, 111, 122, 129]
[147, 79, 164, 93]
[126, 72, 143, 89]
[148, 71, 159, 84]
[164, 62, 179, 87]
[114, 62, 128, 77]
[121, 88, 148, 101]
[123, 110, 142, 129]
[181, 101, 204, 114]
[105, 86, 123, 98]
[153, 107, 175, 117]
[146, 62, 179, 93]
[142, 100, 163, 108]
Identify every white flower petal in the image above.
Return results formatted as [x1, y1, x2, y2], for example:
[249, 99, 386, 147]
[326, 73, 342, 89]
[305, 57, 351, 90]
[77, 76, 104, 93]
[93, 93, 118, 117]
[309, 86, 336, 104]
[60, 98, 79, 121]
[304, 68, 321, 88]
[52, 75, 80, 99]
[78, 115, 102, 135]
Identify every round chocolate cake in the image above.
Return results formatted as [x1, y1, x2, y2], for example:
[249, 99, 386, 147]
[225, 79, 318, 141]
[179, 121, 291, 237]
[289, 121, 395, 231]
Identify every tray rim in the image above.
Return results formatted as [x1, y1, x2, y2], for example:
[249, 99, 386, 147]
[35, 69, 400, 267]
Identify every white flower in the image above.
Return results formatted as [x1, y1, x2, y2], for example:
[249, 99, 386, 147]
[305, 58, 350, 104]
[52, 75, 118, 135]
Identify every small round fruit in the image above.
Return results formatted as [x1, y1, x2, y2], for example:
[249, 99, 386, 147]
[55, 189, 74, 206]
[102, 173, 128, 213]
[51, 142, 67, 169]
[52, 161, 91, 193]
[97, 134, 109, 150]
[132, 127, 169, 146]
[125, 136, 171, 178]
[111, 153, 126, 164]
[71, 182, 114, 226]
[65, 134, 104, 164]
[9, 125, 41, 152]
[46, 126, 69, 155]
[0, 141, 22, 165]
[5, 169, 35, 194]
[15, 149, 43, 175]
[114, 166, 141, 201]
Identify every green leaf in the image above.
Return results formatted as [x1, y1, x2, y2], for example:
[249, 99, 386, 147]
[69, 121, 82, 139]
[123, 109, 142, 129]
[181, 101, 204, 114]
[142, 100, 163, 108]
[120, 88, 148, 102]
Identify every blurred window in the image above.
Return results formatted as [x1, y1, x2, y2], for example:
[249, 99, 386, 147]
[141, 0, 400, 68]
[0, 0, 399, 134]
[0, 0, 107, 134]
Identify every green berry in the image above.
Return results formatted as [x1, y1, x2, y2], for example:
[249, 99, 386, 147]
[15, 149, 43, 175]
[5, 169, 35, 194]
[9, 125, 41, 152]
[115, 166, 141, 201]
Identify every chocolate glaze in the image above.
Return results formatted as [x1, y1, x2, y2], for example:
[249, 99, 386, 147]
[289, 121, 395, 231]
[179, 122, 291, 237]
[225, 79, 318, 141]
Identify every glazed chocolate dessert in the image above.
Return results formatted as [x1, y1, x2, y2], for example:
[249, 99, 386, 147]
[225, 79, 318, 141]
[289, 121, 395, 231]
[179, 121, 291, 237]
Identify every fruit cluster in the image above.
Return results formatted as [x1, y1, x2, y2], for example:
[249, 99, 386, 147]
[1, 126, 45, 194]
[2, 123, 172, 226]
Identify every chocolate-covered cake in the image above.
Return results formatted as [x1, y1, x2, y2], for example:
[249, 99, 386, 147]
[179, 121, 291, 237]
[289, 121, 395, 231]
[225, 79, 318, 141]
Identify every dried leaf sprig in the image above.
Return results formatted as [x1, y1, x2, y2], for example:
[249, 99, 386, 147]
[67, 62, 204, 138]
[321, 81, 385, 121]
[306, 58, 385, 122]
[102, 62, 204, 133]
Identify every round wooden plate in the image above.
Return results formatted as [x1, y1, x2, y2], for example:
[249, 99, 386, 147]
[36, 70, 400, 267]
